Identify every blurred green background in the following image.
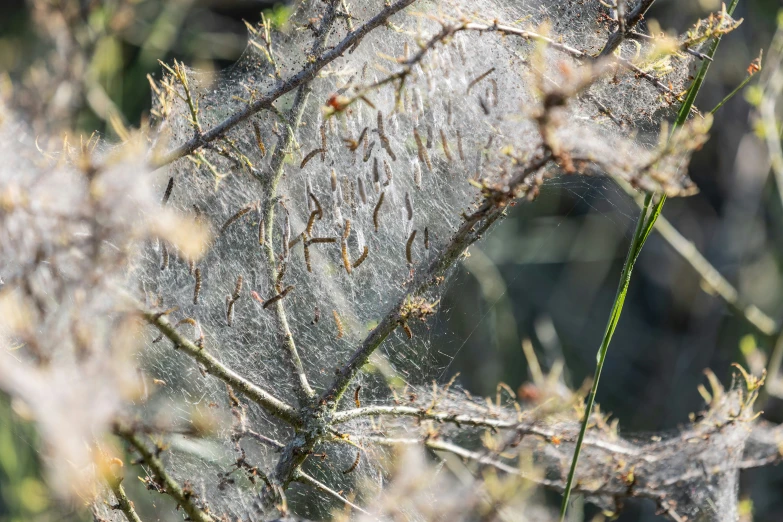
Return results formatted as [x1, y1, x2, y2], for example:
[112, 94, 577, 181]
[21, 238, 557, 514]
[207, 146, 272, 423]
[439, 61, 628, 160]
[1, 0, 782, 520]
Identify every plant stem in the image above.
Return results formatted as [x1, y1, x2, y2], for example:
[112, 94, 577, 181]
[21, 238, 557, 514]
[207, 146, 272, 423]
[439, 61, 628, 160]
[558, 194, 651, 520]
[558, 2, 740, 519]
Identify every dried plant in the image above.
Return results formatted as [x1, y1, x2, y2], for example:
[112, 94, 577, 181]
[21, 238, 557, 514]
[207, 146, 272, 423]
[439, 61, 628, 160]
[1, 2, 782, 522]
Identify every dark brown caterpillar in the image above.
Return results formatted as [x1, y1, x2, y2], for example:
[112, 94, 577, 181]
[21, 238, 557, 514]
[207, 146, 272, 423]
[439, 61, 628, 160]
[303, 241, 312, 272]
[352, 245, 369, 268]
[354, 385, 362, 407]
[262, 285, 294, 309]
[373, 192, 385, 232]
[162, 177, 174, 205]
[342, 450, 360, 474]
[309, 193, 323, 218]
[221, 204, 254, 235]
[424, 226, 429, 249]
[193, 268, 202, 305]
[160, 243, 169, 271]
[467, 67, 495, 95]
[300, 148, 326, 169]
[307, 237, 337, 244]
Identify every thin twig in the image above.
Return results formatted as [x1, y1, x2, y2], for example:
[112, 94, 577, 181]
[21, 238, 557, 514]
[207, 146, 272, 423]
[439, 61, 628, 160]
[115, 424, 214, 522]
[141, 309, 301, 426]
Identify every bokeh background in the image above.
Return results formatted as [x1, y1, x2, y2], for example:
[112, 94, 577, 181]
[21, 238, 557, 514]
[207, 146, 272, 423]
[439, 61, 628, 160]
[1, 0, 782, 520]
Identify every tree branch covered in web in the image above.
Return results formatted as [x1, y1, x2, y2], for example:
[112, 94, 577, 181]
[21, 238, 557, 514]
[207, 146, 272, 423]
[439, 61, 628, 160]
[1, 1, 777, 522]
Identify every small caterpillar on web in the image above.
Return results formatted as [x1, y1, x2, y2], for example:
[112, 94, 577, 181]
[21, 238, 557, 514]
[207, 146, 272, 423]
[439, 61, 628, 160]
[373, 192, 385, 232]
[406, 230, 417, 265]
[341, 219, 352, 274]
[333, 310, 344, 339]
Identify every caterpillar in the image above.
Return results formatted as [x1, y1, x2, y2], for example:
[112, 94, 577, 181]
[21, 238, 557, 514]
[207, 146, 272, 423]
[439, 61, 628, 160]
[402, 321, 413, 339]
[404, 192, 413, 222]
[373, 191, 385, 232]
[333, 310, 344, 339]
[307, 237, 337, 244]
[252, 121, 267, 156]
[440, 129, 453, 162]
[311, 306, 320, 325]
[457, 129, 465, 161]
[220, 204, 254, 235]
[162, 177, 174, 205]
[305, 209, 320, 237]
[363, 140, 375, 162]
[467, 67, 495, 95]
[226, 295, 235, 326]
[320, 122, 327, 162]
[383, 160, 393, 186]
[426, 125, 433, 149]
[413, 127, 432, 172]
[490, 79, 499, 107]
[275, 261, 287, 291]
[233, 275, 243, 300]
[193, 268, 202, 305]
[160, 243, 169, 271]
[446, 99, 453, 126]
[309, 192, 323, 219]
[413, 160, 422, 189]
[478, 95, 490, 116]
[373, 158, 381, 193]
[341, 219, 352, 274]
[342, 450, 360, 475]
[262, 285, 294, 309]
[354, 385, 362, 407]
[352, 245, 369, 268]
[300, 148, 326, 169]
[424, 226, 429, 249]
[406, 229, 417, 264]
[303, 241, 312, 272]
[357, 175, 368, 205]
[258, 212, 265, 246]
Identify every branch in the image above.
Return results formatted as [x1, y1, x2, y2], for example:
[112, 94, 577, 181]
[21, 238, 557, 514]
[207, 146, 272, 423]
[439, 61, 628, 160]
[331, 405, 516, 429]
[598, 0, 657, 57]
[141, 309, 301, 427]
[320, 153, 554, 407]
[293, 470, 370, 516]
[151, 0, 417, 167]
[106, 475, 144, 522]
[115, 424, 214, 522]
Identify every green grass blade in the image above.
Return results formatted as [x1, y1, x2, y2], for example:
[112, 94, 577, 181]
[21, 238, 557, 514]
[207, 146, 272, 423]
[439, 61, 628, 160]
[558, 2, 740, 519]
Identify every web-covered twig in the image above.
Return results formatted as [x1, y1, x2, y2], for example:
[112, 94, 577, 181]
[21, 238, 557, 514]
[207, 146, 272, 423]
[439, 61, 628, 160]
[151, 0, 416, 167]
[115, 424, 214, 522]
[141, 308, 301, 426]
